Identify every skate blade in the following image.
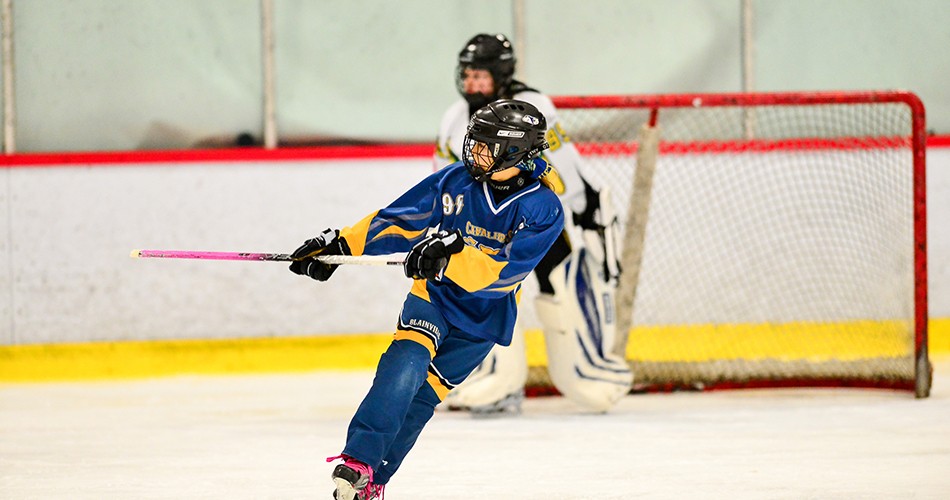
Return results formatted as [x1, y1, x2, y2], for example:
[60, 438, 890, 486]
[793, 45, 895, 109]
[470, 402, 523, 419]
[332, 477, 358, 500]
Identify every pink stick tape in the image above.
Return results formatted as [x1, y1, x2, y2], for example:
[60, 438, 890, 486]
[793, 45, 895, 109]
[131, 249, 292, 261]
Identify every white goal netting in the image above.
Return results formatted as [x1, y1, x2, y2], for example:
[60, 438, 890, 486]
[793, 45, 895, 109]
[529, 92, 930, 397]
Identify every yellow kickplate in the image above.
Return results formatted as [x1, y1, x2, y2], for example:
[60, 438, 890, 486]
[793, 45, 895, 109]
[1, 319, 946, 383]
[0, 335, 391, 382]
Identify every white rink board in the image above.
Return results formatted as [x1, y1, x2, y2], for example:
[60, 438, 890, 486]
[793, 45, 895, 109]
[0, 160, 429, 344]
[0, 149, 949, 345]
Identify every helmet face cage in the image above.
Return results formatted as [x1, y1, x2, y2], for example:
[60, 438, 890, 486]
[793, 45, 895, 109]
[455, 34, 516, 105]
[462, 134, 511, 182]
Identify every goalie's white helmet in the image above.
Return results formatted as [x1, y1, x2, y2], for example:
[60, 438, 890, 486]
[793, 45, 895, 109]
[462, 99, 549, 183]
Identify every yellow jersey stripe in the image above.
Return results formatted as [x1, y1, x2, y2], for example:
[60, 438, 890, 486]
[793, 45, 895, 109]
[444, 246, 508, 293]
[485, 282, 521, 294]
[393, 330, 436, 359]
[339, 211, 379, 256]
[372, 225, 427, 242]
[426, 371, 451, 401]
[410, 279, 430, 302]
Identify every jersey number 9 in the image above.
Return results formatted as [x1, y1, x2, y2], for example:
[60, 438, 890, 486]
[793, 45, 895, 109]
[442, 193, 464, 216]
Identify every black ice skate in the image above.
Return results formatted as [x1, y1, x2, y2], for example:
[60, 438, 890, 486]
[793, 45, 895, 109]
[328, 455, 385, 500]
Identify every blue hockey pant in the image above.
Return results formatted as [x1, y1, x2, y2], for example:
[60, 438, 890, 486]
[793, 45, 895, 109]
[341, 293, 495, 485]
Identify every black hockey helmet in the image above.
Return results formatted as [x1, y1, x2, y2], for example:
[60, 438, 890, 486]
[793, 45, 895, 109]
[456, 33, 516, 108]
[463, 99, 549, 183]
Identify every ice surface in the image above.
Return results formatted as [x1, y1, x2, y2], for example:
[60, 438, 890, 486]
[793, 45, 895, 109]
[2, 360, 949, 499]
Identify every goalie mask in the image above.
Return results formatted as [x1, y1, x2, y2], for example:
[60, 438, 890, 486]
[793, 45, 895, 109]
[463, 99, 549, 183]
[456, 33, 516, 109]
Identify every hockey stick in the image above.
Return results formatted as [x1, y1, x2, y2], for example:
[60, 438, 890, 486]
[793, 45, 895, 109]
[130, 249, 406, 266]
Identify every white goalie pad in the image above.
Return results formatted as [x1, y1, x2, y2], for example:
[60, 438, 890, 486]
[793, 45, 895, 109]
[538, 264, 632, 411]
[541, 188, 633, 412]
[443, 317, 528, 410]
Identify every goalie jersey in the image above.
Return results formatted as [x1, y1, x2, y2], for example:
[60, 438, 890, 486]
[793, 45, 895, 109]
[339, 161, 564, 346]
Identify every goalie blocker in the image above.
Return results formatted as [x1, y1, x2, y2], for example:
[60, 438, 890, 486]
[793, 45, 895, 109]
[446, 186, 633, 412]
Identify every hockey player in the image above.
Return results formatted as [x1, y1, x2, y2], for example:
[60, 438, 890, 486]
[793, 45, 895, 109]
[435, 33, 633, 414]
[290, 100, 564, 500]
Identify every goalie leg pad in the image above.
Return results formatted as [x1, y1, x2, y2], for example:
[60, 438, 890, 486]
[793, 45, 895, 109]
[538, 246, 633, 412]
[442, 317, 528, 413]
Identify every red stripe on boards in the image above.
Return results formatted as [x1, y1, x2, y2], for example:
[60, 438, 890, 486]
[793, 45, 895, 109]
[1, 135, 949, 168]
[0, 144, 436, 167]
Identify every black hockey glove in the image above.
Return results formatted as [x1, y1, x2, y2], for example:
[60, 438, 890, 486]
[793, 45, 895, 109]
[573, 178, 603, 231]
[404, 229, 465, 281]
[288, 228, 351, 282]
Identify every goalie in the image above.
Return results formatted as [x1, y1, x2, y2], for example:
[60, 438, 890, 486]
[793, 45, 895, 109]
[434, 33, 633, 414]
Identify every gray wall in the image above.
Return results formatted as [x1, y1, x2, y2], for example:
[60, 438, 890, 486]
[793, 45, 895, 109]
[3, 0, 949, 152]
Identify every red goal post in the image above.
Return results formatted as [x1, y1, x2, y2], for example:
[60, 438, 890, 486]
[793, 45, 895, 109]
[540, 91, 930, 397]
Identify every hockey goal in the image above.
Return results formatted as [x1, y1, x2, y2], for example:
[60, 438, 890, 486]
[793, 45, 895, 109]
[533, 91, 931, 397]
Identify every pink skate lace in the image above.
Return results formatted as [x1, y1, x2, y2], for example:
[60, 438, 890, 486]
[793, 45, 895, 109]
[361, 482, 386, 500]
[326, 454, 374, 482]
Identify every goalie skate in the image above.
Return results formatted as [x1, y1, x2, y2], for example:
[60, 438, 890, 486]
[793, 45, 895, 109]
[443, 319, 528, 416]
[468, 388, 524, 418]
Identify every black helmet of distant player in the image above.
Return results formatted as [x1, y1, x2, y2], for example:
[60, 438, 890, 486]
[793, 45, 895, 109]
[456, 34, 516, 110]
[463, 99, 549, 183]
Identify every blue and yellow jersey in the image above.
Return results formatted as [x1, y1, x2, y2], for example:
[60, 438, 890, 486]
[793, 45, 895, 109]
[339, 162, 564, 346]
